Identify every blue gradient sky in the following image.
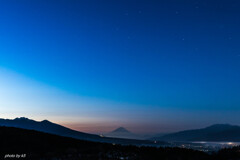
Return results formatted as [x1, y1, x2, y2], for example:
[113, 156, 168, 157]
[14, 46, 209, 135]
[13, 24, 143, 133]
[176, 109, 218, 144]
[0, 0, 240, 134]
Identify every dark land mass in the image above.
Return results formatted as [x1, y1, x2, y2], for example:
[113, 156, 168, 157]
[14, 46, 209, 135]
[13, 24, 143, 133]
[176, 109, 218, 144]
[0, 126, 240, 160]
[152, 124, 240, 142]
[0, 117, 164, 146]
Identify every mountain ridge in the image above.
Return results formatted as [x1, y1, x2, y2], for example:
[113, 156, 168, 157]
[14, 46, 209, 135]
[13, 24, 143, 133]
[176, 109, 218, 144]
[151, 124, 240, 142]
[0, 117, 165, 146]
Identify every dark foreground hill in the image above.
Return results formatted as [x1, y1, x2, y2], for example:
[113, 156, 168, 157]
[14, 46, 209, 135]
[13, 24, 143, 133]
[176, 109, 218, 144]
[152, 124, 240, 142]
[0, 126, 239, 160]
[0, 117, 163, 146]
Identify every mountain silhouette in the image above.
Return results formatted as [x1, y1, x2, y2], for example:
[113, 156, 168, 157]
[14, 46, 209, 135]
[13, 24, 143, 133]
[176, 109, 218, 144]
[151, 124, 240, 142]
[0, 126, 219, 160]
[104, 127, 139, 139]
[112, 127, 130, 133]
[0, 117, 165, 145]
[0, 117, 102, 141]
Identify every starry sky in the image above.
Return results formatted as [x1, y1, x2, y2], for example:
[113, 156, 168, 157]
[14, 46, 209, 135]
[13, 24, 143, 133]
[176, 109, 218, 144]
[0, 0, 240, 134]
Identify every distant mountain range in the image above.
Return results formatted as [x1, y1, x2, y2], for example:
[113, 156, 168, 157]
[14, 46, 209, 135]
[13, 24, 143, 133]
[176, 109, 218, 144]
[151, 124, 240, 142]
[0, 117, 164, 146]
[2, 118, 239, 143]
[104, 127, 138, 139]
[0, 117, 101, 141]
[0, 125, 239, 159]
[0, 126, 223, 160]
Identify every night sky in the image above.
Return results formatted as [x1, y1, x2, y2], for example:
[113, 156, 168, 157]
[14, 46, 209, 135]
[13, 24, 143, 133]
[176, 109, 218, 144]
[0, 0, 240, 134]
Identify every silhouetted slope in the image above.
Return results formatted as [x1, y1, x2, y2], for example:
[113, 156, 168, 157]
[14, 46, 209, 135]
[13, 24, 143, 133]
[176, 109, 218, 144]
[0, 126, 213, 160]
[0, 117, 164, 146]
[0, 117, 101, 140]
[152, 124, 240, 142]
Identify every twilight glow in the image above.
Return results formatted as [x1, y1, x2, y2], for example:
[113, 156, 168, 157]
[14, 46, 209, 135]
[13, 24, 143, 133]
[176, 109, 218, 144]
[0, 0, 240, 134]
